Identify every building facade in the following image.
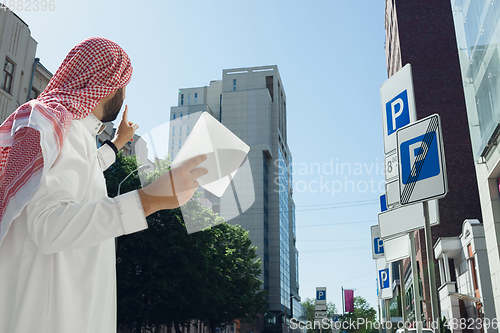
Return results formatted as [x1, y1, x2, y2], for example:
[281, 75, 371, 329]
[450, 0, 500, 324]
[0, 8, 51, 123]
[383, 0, 483, 325]
[434, 220, 496, 333]
[169, 66, 303, 328]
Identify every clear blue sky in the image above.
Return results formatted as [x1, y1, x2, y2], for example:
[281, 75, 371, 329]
[18, 0, 388, 311]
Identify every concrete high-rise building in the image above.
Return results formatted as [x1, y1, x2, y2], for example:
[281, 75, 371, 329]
[384, 0, 483, 325]
[450, 0, 500, 324]
[0, 8, 51, 123]
[169, 66, 303, 326]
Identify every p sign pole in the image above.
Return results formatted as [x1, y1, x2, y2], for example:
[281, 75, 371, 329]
[381, 63, 417, 155]
[315, 287, 327, 331]
[397, 113, 447, 325]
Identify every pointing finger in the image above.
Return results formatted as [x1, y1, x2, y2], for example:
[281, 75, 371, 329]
[123, 105, 128, 121]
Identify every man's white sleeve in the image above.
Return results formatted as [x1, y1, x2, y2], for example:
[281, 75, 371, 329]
[25, 125, 148, 255]
[97, 144, 116, 171]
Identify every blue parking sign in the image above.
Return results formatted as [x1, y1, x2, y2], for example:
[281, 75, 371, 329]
[397, 114, 447, 205]
[379, 269, 390, 289]
[316, 290, 326, 301]
[386, 90, 410, 135]
[400, 132, 440, 185]
[374, 237, 384, 254]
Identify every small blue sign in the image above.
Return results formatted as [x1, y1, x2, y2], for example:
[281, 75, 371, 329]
[400, 132, 440, 185]
[316, 290, 326, 301]
[332, 315, 339, 322]
[380, 194, 388, 212]
[379, 269, 389, 289]
[374, 237, 384, 254]
[386, 90, 410, 135]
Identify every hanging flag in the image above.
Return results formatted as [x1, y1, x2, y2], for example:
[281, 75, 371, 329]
[344, 289, 354, 312]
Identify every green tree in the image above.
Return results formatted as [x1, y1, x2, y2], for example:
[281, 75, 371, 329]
[105, 154, 266, 332]
[301, 298, 337, 333]
[341, 296, 377, 333]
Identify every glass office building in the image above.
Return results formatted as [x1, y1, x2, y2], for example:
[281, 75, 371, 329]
[452, 0, 500, 159]
[451, 0, 500, 323]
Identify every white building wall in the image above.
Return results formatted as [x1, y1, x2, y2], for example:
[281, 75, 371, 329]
[0, 9, 51, 123]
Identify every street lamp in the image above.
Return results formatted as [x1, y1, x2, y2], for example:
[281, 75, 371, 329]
[284, 295, 299, 333]
[117, 164, 153, 195]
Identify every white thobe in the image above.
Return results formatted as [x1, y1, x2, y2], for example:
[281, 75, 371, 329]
[0, 113, 148, 333]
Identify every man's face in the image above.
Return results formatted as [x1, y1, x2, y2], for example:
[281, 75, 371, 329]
[101, 87, 125, 122]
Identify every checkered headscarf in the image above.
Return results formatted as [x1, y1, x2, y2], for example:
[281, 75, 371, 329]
[0, 37, 133, 247]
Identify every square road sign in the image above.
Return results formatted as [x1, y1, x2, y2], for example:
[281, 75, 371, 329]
[397, 114, 447, 205]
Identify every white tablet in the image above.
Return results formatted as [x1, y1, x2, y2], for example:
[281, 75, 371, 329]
[171, 112, 250, 197]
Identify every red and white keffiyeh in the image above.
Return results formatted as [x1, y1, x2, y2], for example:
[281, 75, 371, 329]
[0, 37, 133, 247]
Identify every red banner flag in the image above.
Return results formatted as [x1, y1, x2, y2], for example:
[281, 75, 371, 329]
[344, 289, 354, 312]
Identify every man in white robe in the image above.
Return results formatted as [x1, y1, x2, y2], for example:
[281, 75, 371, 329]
[0, 37, 206, 333]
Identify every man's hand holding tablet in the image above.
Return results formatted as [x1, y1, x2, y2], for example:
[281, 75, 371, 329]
[138, 154, 208, 216]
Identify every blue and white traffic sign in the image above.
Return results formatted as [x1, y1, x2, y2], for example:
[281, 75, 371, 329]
[379, 269, 390, 289]
[374, 238, 384, 255]
[375, 257, 392, 300]
[386, 90, 410, 136]
[316, 290, 326, 301]
[400, 133, 440, 184]
[397, 114, 447, 205]
[381, 64, 417, 154]
[371, 225, 384, 259]
[379, 194, 388, 212]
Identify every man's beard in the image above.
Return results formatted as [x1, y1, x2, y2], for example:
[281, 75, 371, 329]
[101, 88, 124, 122]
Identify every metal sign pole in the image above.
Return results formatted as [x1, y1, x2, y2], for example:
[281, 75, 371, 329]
[423, 201, 440, 327]
[342, 286, 344, 316]
[386, 299, 391, 333]
[378, 298, 382, 333]
[409, 232, 422, 333]
[399, 260, 408, 333]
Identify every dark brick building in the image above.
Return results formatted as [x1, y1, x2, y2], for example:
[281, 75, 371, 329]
[385, 0, 482, 323]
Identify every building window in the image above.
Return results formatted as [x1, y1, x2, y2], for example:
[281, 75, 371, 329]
[179, 138, 182, 149]
[30, 87, 39, 100]
[187, 125, 190, 135]
[188, 93, 191, 105]
[179, 125, 182, 135]
[2, 58, 14, 94]
[180, 113, 183, 119]
[172, 126, 175, 136]
[188, 112, 191, 119]
[173, 113, 176, 120]
[194, 92, 198, 104]
[171, 139, 175, 150]
[233, 79, 236, 91]
[180, 94, 184, 106]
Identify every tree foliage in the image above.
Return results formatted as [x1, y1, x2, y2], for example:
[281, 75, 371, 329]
[105, 154, 266, 332]
[301, 298, 337, 333]
[341, 296, 377, 333]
